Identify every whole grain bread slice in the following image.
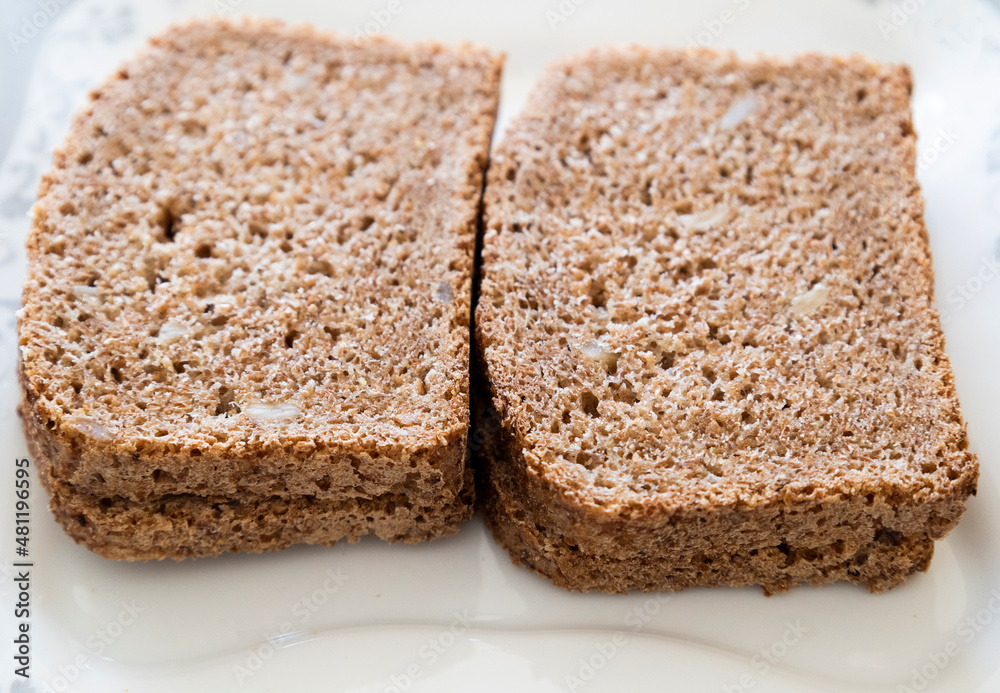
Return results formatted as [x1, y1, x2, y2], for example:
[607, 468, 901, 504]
[475, 46, 978, 594]
[18, 17, 502, 559]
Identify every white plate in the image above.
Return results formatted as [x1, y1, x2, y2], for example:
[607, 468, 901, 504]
[2, 1, 1000, 691]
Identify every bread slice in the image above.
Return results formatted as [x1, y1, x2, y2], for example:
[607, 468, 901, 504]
[18, 17, 502, 559]
[475, 47, 978, 594]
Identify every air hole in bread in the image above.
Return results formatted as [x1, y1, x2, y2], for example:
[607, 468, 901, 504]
[157, 204, 177, 241]
[658, 351, 676, 370]
[588, 277, 608, 308]
[307, 259, 334, 276]
[214, 386, 239, 417]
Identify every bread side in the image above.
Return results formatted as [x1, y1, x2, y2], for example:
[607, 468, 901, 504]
[31, 430, 475, 561]
[19, 17, 502, 557]
[475, 47, 977, 593]
[475, 387, 934, 593]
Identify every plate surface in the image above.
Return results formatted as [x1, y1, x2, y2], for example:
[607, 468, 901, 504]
[2, 1, 1000, 691]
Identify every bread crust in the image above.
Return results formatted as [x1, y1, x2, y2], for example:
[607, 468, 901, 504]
[475, 378, 961, 593]
[30, 424, 476, 561]
[475, 47, 977, 593]
[19, 17, 502, 559]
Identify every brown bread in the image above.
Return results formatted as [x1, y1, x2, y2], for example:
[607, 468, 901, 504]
[18, 17, 502, 559]
[475, 47, 977, 594]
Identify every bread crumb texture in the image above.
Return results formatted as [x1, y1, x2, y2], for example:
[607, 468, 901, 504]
[475, 47, 977, 594]
[18, 17, 501, 559]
